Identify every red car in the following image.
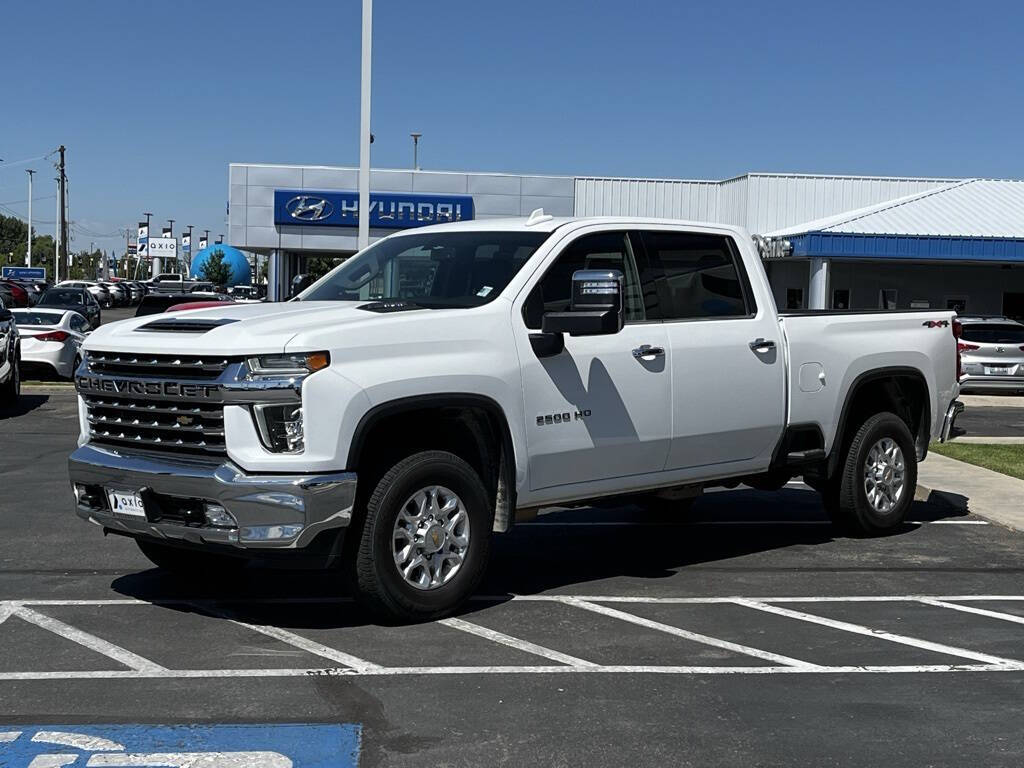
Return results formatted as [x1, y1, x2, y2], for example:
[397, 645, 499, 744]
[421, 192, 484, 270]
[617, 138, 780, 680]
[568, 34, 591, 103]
[0, 279, 29, 308]
[167, 300, 236, 312]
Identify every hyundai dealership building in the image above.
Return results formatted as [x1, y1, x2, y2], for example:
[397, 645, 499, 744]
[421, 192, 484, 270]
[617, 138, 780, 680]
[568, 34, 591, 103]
[228, 163, 1024, 316]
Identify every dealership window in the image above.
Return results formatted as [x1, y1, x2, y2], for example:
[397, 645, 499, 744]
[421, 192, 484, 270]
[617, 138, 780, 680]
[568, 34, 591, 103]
[879, 289, 898, 310]
[639, 231, 753, 320]
[523, 231, 648, 329]
[946, 297, 967, 313]
[832, 288, 850, 310]
[786, 288, 804, 310]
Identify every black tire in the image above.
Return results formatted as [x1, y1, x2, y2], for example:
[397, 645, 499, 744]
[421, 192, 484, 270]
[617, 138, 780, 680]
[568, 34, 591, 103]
[824, 411, 917, 536]
[347, 450, 492, 622]
[1, 350, 20, 405]
[135, 539, 246, 576]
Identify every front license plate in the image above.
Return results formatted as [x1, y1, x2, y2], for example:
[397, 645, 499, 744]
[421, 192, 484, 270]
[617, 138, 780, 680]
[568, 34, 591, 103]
[985, 366, 1011, 375]
[106, 489, 147, 517]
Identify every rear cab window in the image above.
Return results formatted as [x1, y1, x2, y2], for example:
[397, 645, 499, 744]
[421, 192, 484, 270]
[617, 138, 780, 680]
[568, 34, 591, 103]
[960, 324, 1024, 344]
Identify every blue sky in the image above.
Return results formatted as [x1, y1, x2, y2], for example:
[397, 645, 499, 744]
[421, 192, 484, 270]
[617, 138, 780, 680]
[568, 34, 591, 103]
[2, 0, 1023, 254]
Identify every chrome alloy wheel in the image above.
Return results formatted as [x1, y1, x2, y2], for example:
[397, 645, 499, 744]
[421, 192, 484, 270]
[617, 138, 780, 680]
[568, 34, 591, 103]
[392, 485, 471, 590]
[863, 437, 906, 514]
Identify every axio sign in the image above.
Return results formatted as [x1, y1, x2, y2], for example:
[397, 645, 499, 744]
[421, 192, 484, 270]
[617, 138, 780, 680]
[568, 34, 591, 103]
[274, 189, 474, 229]
[0, 723, 361, 767]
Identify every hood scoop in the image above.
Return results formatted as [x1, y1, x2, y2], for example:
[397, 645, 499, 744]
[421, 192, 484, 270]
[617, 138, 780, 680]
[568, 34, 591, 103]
[136, 317, 240, 333]
[357, 300, 424, 313]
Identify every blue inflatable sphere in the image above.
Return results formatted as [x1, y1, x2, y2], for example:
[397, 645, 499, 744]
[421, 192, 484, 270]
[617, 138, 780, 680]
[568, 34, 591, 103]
[189, 244, 252, 287]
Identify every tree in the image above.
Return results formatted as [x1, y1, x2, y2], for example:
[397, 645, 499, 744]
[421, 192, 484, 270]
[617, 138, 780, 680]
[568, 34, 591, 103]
[199, 248, 233, 287]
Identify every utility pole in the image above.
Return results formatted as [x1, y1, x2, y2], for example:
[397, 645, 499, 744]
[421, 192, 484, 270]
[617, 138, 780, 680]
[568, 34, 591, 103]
[358, 0, 373, 252]
[26, 169, 35, 268]
[125, 228, 131, 278]
[57, 146, 68, 283]
[166, 219, 175, 273]
[54, 177, 60, 282]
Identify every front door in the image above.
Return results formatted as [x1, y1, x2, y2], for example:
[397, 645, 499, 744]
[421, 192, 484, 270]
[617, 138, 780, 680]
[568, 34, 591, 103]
[636, 228, 786, 474]
[514, 229, 671, 491]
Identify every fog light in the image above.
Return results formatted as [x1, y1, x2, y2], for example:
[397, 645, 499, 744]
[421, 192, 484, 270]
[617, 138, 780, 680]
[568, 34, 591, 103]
[253, 404, 304, 453]
[204, 503, 237, 528]
[74, 484, 87, 502]
[239, 524, 304, 541]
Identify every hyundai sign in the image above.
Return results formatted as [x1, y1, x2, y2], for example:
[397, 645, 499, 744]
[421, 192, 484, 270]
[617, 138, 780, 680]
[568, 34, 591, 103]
[2, 266, 46, 280]
[274, 189, 474, 229]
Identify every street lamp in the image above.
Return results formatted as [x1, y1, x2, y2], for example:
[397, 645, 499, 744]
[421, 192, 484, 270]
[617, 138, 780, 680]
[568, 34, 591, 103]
[410, 132, 421, 171]
[26, 169, 35, 268]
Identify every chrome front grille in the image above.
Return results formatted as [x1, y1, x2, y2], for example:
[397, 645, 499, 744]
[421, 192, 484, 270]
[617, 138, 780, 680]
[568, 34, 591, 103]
[83, 394, 226, 455]
[86, 352, 230, 380]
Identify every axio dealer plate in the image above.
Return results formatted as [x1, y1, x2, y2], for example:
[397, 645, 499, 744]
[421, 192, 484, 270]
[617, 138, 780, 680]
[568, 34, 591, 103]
[106, 489, 146, 517]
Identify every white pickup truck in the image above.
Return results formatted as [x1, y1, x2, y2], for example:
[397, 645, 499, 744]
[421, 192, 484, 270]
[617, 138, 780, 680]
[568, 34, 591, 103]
[69, 214, 963, 620]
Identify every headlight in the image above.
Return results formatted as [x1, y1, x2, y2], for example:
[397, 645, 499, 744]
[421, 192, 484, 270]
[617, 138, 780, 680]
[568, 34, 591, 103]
[245, 352, 330, 379]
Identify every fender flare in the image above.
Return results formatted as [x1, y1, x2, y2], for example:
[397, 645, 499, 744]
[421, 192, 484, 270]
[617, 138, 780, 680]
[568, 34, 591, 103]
[346, 393, 519, 531]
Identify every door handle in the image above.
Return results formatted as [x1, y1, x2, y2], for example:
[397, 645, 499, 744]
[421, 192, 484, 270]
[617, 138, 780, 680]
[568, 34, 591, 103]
[632, 344, 665, 359]
[749, 338, 776, 352]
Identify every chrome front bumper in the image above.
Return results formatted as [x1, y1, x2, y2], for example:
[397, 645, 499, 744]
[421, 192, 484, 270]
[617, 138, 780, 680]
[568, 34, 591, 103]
[940, 399, 965, 443]
[69, 443, 357, 550]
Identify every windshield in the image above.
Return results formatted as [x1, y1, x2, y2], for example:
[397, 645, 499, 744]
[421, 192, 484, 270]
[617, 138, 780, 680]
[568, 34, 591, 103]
[41, 289, 85, 305]
[300, 231, 551, 308]
[14, 311, 64, 326]
[961, 324, 1024, 344]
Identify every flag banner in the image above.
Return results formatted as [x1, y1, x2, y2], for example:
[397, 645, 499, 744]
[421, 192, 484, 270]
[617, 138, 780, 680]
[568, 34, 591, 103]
[199, 236, 208, 250]
[182, 233, 191, 252]
[137, 223, 148, 256]
[162, 227, 171, 239]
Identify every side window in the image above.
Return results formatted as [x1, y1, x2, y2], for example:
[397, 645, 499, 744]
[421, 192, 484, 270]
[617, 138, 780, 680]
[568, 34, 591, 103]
[640, 231, 753, 320]
[523, 231, 649, 329]
[71, 314, 86, 332]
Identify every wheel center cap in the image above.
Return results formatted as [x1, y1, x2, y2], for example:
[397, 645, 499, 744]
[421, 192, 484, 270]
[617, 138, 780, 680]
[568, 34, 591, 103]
[420, 524, 446, 554]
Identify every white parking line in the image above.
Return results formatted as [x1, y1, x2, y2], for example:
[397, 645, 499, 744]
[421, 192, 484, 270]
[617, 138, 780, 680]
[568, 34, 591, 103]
[917, 598, 1024, 626]
[731, 599, 1024, 669]
[560, 597, 823, 669]
[193, 603, 381, 673]
[0, 663, 1017, 681]
[519, 520, 987, 527]
[14, 606, 167, 673]
[438, 617, 598, 667]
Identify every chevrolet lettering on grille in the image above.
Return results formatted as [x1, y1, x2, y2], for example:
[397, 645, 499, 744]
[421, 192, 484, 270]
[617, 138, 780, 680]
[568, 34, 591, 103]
[76, 376, 220, 400]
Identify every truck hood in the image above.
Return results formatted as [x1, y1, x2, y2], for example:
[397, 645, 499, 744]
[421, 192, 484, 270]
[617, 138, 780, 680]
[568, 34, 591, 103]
[82, 301, 435, 355]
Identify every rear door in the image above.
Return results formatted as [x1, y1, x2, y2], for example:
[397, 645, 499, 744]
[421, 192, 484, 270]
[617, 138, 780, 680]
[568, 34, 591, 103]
[514, 228, 672, 491]
[638, 228, 786, 474]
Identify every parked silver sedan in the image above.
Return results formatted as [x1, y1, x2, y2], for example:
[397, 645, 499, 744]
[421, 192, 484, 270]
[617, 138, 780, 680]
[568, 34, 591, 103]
[958, 316, 1024, 392]
[12, 308, 90, 379]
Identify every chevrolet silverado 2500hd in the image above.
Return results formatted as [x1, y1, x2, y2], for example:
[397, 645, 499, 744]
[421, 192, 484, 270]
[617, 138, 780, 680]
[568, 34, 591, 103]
[69, 214, 963, 620]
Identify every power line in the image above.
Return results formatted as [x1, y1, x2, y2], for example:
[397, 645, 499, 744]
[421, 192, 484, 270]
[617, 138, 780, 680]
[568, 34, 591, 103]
[0, 194, 57, 205]
[0, 153, 52, 172]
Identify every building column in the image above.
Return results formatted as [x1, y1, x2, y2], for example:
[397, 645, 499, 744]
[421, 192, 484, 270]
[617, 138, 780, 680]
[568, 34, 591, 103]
[267, 250, 285, 302]
[808, 257, 830, 310]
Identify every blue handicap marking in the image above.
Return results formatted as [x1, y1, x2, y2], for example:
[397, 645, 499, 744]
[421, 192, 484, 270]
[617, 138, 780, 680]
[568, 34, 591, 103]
[0, 723, 361, 767]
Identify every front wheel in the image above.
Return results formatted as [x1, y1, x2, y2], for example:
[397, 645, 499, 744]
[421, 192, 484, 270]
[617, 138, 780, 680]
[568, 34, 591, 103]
[347, 450, 492, 622]
[824, 411, 917, 535]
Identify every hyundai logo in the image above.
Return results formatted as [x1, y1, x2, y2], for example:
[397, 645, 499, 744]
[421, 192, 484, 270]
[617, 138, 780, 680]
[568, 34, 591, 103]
[286, 195, 334, 222]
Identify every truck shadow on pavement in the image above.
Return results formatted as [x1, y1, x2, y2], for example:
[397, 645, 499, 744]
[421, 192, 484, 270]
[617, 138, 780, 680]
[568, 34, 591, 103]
[0, 394, 49, 419]
[107, 488, 972, 630]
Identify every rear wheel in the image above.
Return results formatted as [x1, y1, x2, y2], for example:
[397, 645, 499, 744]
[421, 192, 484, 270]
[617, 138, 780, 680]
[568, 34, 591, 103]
[824, 411, 917, 535]
[347, 450, 492, 622]
[135, 539, 246, 576]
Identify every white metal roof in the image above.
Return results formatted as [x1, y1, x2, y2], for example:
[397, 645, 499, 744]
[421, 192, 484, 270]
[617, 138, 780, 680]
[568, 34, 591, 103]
[768, 179, 1024, 239]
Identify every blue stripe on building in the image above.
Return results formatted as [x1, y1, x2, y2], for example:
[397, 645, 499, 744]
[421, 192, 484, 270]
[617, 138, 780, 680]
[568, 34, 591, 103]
[789, 232, 1024, 262]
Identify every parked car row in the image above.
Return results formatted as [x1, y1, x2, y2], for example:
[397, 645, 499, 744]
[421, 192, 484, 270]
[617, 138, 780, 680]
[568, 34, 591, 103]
[56, 279, 147, 308]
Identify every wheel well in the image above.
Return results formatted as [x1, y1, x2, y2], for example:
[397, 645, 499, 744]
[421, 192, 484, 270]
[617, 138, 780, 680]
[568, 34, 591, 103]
[348, 396, 514, 517]
[828, 370, 929, 477]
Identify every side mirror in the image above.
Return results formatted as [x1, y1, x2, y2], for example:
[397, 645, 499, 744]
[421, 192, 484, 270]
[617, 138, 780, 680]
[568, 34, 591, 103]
[541, 269, 625, 336]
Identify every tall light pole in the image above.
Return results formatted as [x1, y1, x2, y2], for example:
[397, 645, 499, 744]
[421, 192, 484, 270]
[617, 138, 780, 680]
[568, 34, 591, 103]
[185, 225, 193, 272]
[25, 169, 35, 268]
[410, 133, 421, 171]
[142, 211, 153, 278]
[357, 0, 373, 252]
[166, 219, 176, 272]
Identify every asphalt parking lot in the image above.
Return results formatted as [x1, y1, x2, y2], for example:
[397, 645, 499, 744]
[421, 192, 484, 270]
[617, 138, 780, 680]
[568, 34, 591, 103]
[1, 392, 1023, 766]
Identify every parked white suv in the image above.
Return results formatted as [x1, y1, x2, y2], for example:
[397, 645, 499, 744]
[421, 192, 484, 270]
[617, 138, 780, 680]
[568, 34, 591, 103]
[957, 316, 1024, 392]
[69, 215, 963, 620]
